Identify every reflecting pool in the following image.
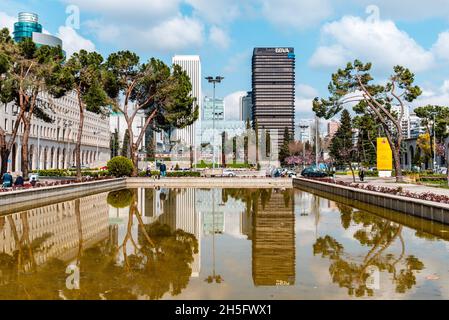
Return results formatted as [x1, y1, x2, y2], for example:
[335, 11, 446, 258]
[1, 187, 449, 299]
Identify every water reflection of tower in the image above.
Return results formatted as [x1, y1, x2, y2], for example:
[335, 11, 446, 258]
[252, 190, 295, 286]
[174, 188, 201, 278]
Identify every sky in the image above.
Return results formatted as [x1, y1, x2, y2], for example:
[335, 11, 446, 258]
[1, 0, 449, 122]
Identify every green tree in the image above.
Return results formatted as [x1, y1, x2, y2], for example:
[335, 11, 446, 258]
[330, 110, 357, 182]
[244, 118, 251, 165]
[0, 28, 16, 175]
[353, 114, 378, 167]
[0, 30, 66, 177]
[121, 129, 130, 158]
[279, 127, 292, 165]
[59, 50, 109, 180]
[104, 51, 198, 176]
[110, 129, 119, 158]
[414, 105, 449, 171]
[313, 60, 422, 182]
[266, 129, 271, 158]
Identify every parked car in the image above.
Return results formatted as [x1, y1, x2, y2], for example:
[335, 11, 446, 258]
[301, 168, 328, 178]
[222, 169, 236, 177]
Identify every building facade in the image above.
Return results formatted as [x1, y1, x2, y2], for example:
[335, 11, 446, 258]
[252, 48, 295, 148]
[171, 55, 202, 150]
[203, 97, 225, 121]
[2, 91, 110, 172]
[240, 91, 253, 122]
[327, 120, 340, 139]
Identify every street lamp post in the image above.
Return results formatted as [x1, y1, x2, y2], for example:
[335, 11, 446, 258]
[433, 113, 437, 172]
[205, 76, 224, 169]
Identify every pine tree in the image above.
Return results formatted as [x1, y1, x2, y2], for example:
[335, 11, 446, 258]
[279, 127, 291, 165]
[110, 129, 119, 158]
[121, 129, 130, 158]
[330, 110, 356, 181]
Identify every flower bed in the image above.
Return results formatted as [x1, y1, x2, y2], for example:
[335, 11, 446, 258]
[307, 177, 449, 205]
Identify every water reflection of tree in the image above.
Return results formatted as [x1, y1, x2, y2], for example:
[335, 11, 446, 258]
[0, 189, 198, 300]
[63, 189, 199, 300]
[313, 204, 424, 297]
[0, 212, 56, 299]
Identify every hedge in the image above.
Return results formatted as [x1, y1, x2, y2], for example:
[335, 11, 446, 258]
[138, 171, 200, 177]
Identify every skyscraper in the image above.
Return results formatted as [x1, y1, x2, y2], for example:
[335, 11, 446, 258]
[240, 91, 253, 122]
[172, 55, 202, 155]
[252, 48, 295, 148]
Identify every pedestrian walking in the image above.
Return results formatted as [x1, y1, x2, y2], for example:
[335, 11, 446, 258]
[359, 167, 365, 182]
[160, 162, 167, 177]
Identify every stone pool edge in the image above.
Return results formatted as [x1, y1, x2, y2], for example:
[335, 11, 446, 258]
[294, 178, 449, 225]
[1, 178, 126, 214]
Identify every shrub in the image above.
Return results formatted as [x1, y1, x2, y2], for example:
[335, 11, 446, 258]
[107, 189, 134, 208]
[107, 156, 134, 177]
[174, 163, 180, 171]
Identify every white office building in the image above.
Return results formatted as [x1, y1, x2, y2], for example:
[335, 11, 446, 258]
[171, 55, 202, 160]
[1, 91, 110, 173]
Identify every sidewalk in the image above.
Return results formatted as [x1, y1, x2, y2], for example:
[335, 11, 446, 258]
[337, 175, 449, 197]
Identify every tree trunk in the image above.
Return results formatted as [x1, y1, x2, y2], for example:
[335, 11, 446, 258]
[76, 104, 85, 181]
[0, 150, 10, 177]
[130, 142, 138, 177]
[75, 199, 83, 266]
[21, 122, 31, 179]
[392, 144, 404, 183]
[349, 162, 356, 183]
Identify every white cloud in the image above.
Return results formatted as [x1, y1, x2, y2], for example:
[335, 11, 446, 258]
[224, 91, 246, 121]
[432, 31, 449, 61]
[185, 0, 241, 24]
[64, 0, 180, 23]
[413, 80, 449, 107]
[0, 11, 16, 32]
[86, 15, 204, 53]
[261, 0, 332, 30]
[297, 84, 319, 99]
[309, 16, 435, 72]
[57, 26, 96, 57]
[295, 98, 314, 115]
[209, 26, 230, 49]
[352, 0, 449, 21]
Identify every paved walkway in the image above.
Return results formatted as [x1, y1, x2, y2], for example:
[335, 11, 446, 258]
[337, 175, 449, 197]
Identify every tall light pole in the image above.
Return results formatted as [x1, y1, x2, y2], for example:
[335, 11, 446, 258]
[315, 116, 320, 168]
[205, 76, 224, 169]
[433, 113, 437, 172]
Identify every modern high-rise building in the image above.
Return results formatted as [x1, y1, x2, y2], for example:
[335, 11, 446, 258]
[240, 91, 253, 122]
[203, 97, 225, 121]
[171, 55, 202, 154]
[13, 12, 63, 48]
[252, 48, 295, 148]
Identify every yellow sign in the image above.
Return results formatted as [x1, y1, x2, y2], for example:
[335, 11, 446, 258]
[377, 138, 393, 171]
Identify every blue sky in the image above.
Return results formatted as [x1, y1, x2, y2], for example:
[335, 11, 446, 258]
[1, 0, 449, 121]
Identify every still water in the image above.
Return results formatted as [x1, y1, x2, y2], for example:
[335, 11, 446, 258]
[1, 187, 449, 300]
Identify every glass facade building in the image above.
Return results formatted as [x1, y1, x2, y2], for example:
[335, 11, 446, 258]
[13, 12, 63, 49]
[252, 48, 295, 148]
[203, 97, 224, 121]
[13, 12, 42, 43]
